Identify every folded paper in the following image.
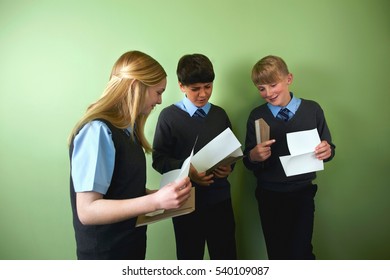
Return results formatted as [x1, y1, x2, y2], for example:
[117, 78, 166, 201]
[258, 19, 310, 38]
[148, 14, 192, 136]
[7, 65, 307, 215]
[191, 127, 243, 174]
[136, 146, 195, 225]
[136, 129, 244, 227]
[279, 128, 324, 177]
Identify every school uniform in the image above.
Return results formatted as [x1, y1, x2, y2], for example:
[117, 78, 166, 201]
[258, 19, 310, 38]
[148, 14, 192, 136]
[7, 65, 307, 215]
[70, 120, 147, 259]
[243, 94, 335, 259]
[152, 98, 237, 260]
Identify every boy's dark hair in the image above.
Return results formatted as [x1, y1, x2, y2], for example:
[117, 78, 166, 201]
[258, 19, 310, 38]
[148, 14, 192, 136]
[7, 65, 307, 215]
[176, 54, 215, 85]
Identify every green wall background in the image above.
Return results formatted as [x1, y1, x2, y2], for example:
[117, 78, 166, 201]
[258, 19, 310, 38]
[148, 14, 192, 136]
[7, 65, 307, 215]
[1, 0, 389, 260]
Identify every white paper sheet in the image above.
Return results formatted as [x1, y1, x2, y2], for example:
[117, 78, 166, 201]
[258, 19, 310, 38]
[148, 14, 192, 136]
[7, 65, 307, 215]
[191, 128, 243, 173]
[279, 128, 324, 177]
[146, 147, 194, 217]
[159, 150, 193, 188]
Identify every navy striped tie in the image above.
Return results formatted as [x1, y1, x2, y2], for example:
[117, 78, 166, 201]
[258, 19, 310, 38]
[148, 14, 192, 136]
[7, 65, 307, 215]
[194, 108, 206, 118]
[276, 108, 290, 122]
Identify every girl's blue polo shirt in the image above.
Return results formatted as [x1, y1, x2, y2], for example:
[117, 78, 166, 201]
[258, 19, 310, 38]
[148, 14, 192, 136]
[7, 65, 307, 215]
[71, 120, 131, 195]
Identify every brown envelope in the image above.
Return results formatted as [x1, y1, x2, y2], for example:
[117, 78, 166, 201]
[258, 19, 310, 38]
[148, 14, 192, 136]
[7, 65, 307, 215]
[205, 155, 244, 175]
[255, 118, 270, 144]
[135, 188, 195, 227]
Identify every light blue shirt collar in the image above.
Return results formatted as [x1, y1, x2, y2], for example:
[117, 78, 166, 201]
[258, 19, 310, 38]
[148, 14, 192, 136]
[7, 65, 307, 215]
[267, 92, 301, 117]
[175, 97, 211, 117]
[124, 126, 132, 136]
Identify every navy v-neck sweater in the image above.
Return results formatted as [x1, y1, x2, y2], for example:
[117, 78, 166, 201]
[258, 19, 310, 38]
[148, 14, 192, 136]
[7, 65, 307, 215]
[152, 104, 233, 207]
[243, 99, 335, 192]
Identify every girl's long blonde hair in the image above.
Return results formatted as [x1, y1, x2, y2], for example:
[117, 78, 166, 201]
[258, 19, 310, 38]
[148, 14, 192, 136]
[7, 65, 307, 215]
[68, 51, 166, 153]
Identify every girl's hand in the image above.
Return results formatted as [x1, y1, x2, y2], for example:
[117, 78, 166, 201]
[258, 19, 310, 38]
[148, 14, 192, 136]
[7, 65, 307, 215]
[156, 177, 192, 210]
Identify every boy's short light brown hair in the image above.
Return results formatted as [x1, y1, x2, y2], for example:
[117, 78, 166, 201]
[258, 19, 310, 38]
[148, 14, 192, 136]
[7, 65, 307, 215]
[251, 55, 290, 86]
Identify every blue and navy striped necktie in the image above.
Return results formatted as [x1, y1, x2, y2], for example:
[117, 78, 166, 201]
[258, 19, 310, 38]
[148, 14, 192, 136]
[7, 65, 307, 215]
[193, 108, 206, 118]
[276, 108, 290, 122]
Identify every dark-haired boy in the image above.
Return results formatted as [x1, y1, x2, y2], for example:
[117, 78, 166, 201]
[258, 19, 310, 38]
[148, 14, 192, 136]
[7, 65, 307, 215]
[152, 54, 237, 260]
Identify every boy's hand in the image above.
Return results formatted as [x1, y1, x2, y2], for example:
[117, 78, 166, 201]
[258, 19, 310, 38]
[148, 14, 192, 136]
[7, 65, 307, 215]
[189, 164, 214, 186]
[249, 139, 276, 162]
[212, 165, 232, 178]
[315, 140, 332, 160]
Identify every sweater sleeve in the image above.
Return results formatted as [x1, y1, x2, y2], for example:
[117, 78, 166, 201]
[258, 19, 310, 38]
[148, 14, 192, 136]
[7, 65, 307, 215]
[152, 108, 185, 174]
[315, 103, 336, 162]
